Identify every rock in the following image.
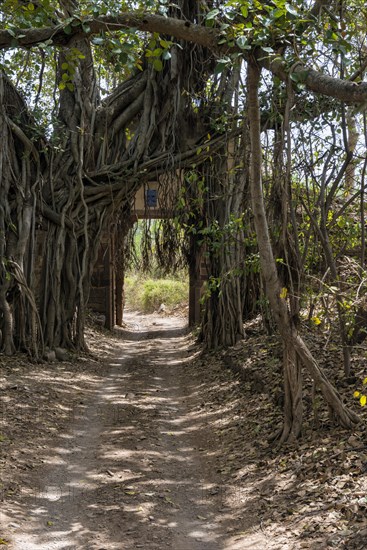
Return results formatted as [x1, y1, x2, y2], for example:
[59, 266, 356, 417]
[157, 303, 166, 313]
[55, 347, 68, 361]
[44, 349, 56, 362]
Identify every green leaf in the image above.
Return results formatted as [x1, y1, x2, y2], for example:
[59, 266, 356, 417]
[61, 62, 69, 70]
[206, 8, 220, 20]
[27, 2, 35, 11]
[273, 8, 285, 19]
[236, 36, 250, 50]
[214, 62, 227, 75]
[298, 70, 309, 81]
[160, 39, 171, 48]
[153, 58, 163, 72]
[92, 37, 104, 45]
[285, 3, 298, 16]
[64, 25, 72, 35]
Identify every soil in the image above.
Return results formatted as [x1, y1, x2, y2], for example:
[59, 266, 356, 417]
[1, 310, 367, 549]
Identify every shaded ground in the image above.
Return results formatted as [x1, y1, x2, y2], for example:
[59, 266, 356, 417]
[0, 312, 267, 549]
[1, 311, 367, 549]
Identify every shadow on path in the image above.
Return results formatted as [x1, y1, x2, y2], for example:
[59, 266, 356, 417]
[1, 312, 268, 549]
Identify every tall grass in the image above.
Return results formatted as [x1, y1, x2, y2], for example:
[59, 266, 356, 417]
[124, 273, 188, 313]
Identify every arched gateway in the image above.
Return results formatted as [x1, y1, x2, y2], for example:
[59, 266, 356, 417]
[88, 181, 207, 329]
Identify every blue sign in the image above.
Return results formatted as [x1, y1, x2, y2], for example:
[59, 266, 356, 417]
[146, 189, 158, 207]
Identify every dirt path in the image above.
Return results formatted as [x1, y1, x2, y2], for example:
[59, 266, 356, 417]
[1, 312, 267, 550]
[3, 311, 367, 549]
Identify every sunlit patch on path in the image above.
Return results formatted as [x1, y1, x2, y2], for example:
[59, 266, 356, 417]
[1, 312, 267, 549]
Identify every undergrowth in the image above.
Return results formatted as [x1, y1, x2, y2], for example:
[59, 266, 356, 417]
[125, 273, 189, 313]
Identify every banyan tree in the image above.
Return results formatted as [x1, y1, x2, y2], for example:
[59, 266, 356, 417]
[1, 0, 367, 441]
[0, 0, 221, 354]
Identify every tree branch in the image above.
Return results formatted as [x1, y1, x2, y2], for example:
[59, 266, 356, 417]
[1, 11, 367, 103]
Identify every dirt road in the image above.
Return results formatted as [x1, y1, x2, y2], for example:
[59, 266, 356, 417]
[1, 312, 267, 550]
[3, 310, 367, 549]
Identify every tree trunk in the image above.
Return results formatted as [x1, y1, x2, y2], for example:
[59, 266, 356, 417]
[247, 58, 359, 442]
[200, 139, 247, 349]
[0, 72, 42, 356]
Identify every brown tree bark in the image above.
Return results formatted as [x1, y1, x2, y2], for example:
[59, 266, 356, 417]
[247, 57, 360, 442]
[200, 137, 247, 349]
[0, 0, 222, 354]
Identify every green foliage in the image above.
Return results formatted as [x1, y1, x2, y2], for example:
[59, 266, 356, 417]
[58, 48, 86, 91]
[204, 0, 359, 83]
[91, 30, 145, 76]
[125, 219, 188, 276]
[145, 33, 172, 72]
[0, 0, 150, 115]
[1, 0, 56, 29]
[201, 276, 221, 302]
[124, 274, 188, 313]
[206, 0, 307, 71]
